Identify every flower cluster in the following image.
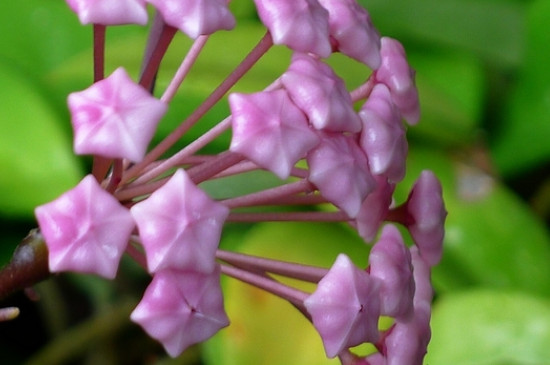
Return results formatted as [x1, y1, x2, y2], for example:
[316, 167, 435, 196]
[34, 0, 446, 363]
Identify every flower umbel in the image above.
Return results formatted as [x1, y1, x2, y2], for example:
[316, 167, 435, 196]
[30, 0, 446, 362]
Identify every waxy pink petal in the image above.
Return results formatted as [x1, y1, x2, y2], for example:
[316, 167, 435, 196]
[282, 53, 362, 133]
[318, 0, 381, 69]
[147, 0, 236, 39]
[304, 254, 381, 358]
[254, 0, 331, 57]
[368, 224, 415, 320]
[35, 175, 135, 279]
[406, 170, 446, 267]
[229, 90, 320, 179]
[131, 267, 229, 357]
[68, 67, 167, 162]
[131, 169, 229, 274]
[66, 0, 148, 25]
[374, 37, 420, 125]
[307, 133, 376, 218]
[355, 175, 395, 242]
[359, 83, 407, 182]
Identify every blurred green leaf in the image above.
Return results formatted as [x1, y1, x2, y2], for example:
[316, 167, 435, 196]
[397, 147, 550, 296]
[426, 289, 550, 364]
[363, 0, 525, 68]
[491, 0, 550, 176]
[0, 59, 82, 217]
[204, 222, 370, 365]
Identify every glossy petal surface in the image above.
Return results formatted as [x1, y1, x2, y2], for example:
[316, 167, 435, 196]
[131, 169, 229, 274]
[282, 53, 362, 133]
[131, 267, 229, 357]
[229, 90, 320, 179]
[355, 175, 394, 242]
[305, 254, 381, 358]
[68, 67, 167, 162]
[66, 0, 148, 25]
[35, 175, 134, 279]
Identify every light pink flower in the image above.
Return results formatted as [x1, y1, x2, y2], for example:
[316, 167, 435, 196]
[307, 133, 376, 218]
[229, 90, 320, 179]
[65, 0, 148, 25]
[35, 175, 135, 279]
[131, 267, 229, 357]
[131, 169, 229, 274]
[282, 53, 362, 133]
[305, 254, 381, 358]
[68, 67, 167, 162]
[368, 224, 414, 320]
[254, 0, 331, 57]
[374, 37, 420, 125]
[406, 170, 446, 267]
[146, 0, 236, 39]
[359, 83, 407, 182]
[318, 0, 381, 69]
[354, 175, 395, 242]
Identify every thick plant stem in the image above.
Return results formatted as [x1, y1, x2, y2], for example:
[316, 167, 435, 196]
[0, 229, 51, 301]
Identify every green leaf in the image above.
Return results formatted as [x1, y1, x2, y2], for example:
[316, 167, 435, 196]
[426, 289, 550, 364]
[396, 147, 550, 296]
[363, 0, 526, 68]
[204, 222, 370, 365]
[0, 59, 82, 217]
[491, 0, 550, 176]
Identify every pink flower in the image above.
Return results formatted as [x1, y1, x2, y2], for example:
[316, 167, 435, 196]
[130, 169, 229, 274]
[65, 0, 148, 25]
[374, 37, 420, 125]
[35, 175, 135, 279]
[282, 53, 362, 133]
[406, 170, 447, 267]
[68, 67, 167, 162]
[146, 0, 236, 39]
[131, 267, 229, 357]
[305, 254, 381, 358]
[355, 175, 395, 242]
[307, 133, 376, 218]
[368, 224, 415, 320]
[359, 83, 407, 182]
[229, 89, 320, 179]
[254, 0, 331, 57]
[318, 0, 381, 69]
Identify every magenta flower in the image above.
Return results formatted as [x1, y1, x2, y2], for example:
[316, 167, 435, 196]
[374, 37, 420, 125]
[130, 169, 229, 274]
[406, 170, 447, 267]
[229, 89, 320, 179]
[146, 0, 236, 39]
[318, 0, 381, 69]
[68, 67, 167, 162]
[368, 224, 415, 320]
[307, 132, 376, 218]
[282, 53, 362, 133]
[18, 0, 443, 362]
[34, 175, 134, 279]
[304, 254, 381, 358]
[130, 267, 229, 357]
[359, 83, 407, 182]
[66, 0, 148, 25]
[254, 0, 332, 57]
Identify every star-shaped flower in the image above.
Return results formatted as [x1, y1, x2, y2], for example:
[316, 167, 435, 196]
[282, 53, 362, 133]
[318, 0, 381, 69]
[130, 169, 229, 274]
[147, 0, 236, 39]
[229, 90, 320, 179]
[34, 175, 135, 279]
[254, 0, 332, 57]
[68, 67, 167, 162]
[66, 0, 148, 25]
[307, 133, 376, 218]
[304, 254, 381, 358]
[131, 267, 230, 357]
